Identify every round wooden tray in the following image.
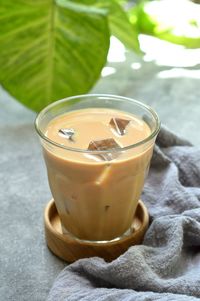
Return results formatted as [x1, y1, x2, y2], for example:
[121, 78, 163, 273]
[44, 199, 149, 262]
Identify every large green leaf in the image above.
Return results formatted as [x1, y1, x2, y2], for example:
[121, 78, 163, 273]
[0, 0, 110, 111]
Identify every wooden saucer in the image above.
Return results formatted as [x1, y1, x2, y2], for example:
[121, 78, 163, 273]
[44, 200, 149, 262]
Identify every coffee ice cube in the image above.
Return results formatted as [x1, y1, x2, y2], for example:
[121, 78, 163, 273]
[88, 138, 121, 161]
[109, 118, 130, 135]
[58, 128, 75, 141]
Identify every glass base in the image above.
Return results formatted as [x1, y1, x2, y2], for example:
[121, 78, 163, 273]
[61, 224, 135, 244]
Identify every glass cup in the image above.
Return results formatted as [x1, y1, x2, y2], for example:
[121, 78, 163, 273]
[35, 94, 160, 242]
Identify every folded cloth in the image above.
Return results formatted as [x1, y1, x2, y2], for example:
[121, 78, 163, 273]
[47, 126, 200, 301]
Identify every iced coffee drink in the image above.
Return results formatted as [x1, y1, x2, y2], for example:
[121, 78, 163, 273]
[36, 95, 160, 241]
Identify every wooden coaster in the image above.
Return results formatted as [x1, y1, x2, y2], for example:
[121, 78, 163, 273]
[44, 200, 149, 262]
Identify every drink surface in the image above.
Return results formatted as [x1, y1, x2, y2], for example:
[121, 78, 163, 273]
[45, 108, 151, 163]
[43, 108, 153, 241]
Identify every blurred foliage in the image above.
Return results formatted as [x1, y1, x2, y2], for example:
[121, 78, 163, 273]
[0, 0, 199, 111]
[129, 0, 200, 48]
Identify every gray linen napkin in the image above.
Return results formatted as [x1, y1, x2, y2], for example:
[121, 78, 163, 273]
[47, 126, 200, 301]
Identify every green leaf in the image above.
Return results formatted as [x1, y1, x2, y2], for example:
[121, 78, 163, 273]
[69, 0, 140, 52]
[0, 0, 110, 112]
[106, 1, 140, 53]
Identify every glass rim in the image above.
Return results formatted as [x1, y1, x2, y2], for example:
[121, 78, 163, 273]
[35, 94, 161, 154]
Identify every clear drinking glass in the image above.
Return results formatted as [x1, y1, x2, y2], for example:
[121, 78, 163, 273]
[35, 94, 160, 242]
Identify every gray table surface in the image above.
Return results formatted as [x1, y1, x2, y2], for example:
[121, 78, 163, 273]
[1, 47, 200, 301]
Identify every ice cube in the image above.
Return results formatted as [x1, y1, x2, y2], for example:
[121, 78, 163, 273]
[58, 128, 75, 141]
[88, 138, 121, 161]
[109, 118, 130, 135]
